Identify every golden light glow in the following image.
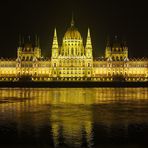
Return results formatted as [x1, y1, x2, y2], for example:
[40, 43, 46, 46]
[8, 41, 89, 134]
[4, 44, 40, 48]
[0, 88, 148, 146]
[0, 18, 147, 82]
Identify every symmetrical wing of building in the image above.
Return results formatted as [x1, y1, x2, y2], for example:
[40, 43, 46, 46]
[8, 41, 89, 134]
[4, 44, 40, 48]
[0, 18, 148, 82]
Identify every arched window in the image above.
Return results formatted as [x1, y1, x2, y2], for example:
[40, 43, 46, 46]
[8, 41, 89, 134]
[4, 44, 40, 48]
[112, 56, 115, 61]
[71, 48, 74, 55]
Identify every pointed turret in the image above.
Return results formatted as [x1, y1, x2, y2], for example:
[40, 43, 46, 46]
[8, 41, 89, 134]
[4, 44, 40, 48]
[38, 36, 40, 48]
[22, 36, 24, 46]
[71, 13, 75, 27]
[105, 36, 111, 59]
[28, 35, 31, 42]
[18, 34, 22, 47]
[106, 36, 111, 47]
[122, 40, 128, 59]
[86, 28, 93, 58]
[86, 28, 92, 49]
[34, 35, 41, 58]
[17, 34, 22, 58]
[52, 28, 59, 58]
[35, 35, 40, 47]
[35, 35, 38, 47]
[52, 28, 59, 49]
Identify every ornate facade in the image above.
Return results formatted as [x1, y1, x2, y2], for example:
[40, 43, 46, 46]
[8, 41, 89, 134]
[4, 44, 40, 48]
[0, 18, 148, 82]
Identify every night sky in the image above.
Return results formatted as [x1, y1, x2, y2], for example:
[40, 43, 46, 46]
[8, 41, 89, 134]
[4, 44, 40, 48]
[0, 0, 148, 58]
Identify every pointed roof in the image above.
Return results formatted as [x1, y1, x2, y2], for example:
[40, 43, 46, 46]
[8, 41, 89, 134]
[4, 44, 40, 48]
[87, 28, 90, 38]
[64, 16, 82, 40]
[86, 28, 92, 49]
[52, 28, 58, 49]
[18, 34, 22, 47]
[71, 13, 75, 27]
[106, 36, 111, 47]
[35, 34, 39, 47]
[54, 28, 57, 38]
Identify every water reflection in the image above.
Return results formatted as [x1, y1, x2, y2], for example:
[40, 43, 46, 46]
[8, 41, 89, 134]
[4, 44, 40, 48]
[0, 88, 148, 147]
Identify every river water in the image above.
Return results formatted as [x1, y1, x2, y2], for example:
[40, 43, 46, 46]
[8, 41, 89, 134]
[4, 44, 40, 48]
[0, 88, 148, 148]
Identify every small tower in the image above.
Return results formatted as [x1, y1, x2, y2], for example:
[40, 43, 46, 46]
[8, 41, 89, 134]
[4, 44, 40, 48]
[35, 34, 39, 47]
[86, 28, 93, 58]
[105, 36, 111, 59]
[85, 28, 93, 78]
[105, 36, 129, 61]
[122, 40, 128, 59]
[52, 28, 59, 58]
[17, 34, 22, 58]
[34, 35, 41, 58]
[18, 34, 22, 47]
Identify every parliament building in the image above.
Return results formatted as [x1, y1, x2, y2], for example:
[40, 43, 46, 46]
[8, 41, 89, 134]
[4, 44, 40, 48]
[0, 18, 148, 82]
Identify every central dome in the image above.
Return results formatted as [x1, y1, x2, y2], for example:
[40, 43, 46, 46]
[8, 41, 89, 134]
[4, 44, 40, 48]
[63, 17, 82, 40]
[64, 27, 82, 40]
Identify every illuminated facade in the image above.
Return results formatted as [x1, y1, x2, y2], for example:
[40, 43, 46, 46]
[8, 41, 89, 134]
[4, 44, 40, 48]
[0, 18, 147, 82]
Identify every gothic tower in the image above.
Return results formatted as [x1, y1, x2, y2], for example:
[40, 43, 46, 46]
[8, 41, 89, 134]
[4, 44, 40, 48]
[51, 28, 59, 58]
[85, 28, 93, 78]
[85, 28, 93, 58]
[105, 36, 129, 61]
[34, 35, 41, 58]
[17, 35, 23, 58]
[51, 28, 59, 77]
[105, 37, 111, 59]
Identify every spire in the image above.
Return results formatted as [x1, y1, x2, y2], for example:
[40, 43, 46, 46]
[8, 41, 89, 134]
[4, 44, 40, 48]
[105, 36, 111, 59]
[35, 34, 38, 47]
[86, 28, 92, 49]
[114, 35, 118, 43]
[28, 35, 31, 41]
[52, 28, 59, 58]
[18, 34, 22, 47]
[86, 28, 93, 58]
[54, 28, 57, 38]
[71, 13, 74, 27]
[35, 35, 40, 47]
[106, 36, 111, 47]
[22, 36, 24, 45]
[52, 28, 59, 49]
[38, 36, 40, 47]
[115, 35, 118, 40]
[87, 28, 90, 38]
